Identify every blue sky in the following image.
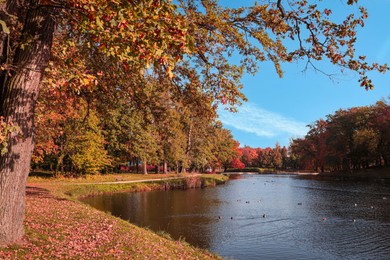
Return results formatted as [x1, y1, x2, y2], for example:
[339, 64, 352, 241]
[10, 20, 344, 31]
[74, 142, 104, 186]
[217, 0, 390, 148]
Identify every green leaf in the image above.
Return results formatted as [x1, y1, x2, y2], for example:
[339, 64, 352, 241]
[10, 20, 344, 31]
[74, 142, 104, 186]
[1, 146, 8, 155]
[0, 20, 10, 34]
[110, 19, 118, 27]
[96, 17, 104, 29]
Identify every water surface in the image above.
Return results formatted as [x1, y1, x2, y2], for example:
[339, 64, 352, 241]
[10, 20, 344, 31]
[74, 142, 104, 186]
[81, 175, 390, 259]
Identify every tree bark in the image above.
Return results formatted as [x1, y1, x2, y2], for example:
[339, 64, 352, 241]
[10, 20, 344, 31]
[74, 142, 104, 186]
[0, 3, 55, 245]
[163, 160, 168, 174]
[185, 120, 192, 157]
[136, 158, 139, 173]
[142, 160, 148, 175]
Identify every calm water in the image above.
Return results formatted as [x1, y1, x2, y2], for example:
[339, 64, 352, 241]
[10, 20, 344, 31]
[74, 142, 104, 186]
[81, 175, 390, 259]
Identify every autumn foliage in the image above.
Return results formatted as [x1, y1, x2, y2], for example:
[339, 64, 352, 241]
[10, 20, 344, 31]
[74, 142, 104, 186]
[227, 144, 290, 171]
[290, 100, 390, 172]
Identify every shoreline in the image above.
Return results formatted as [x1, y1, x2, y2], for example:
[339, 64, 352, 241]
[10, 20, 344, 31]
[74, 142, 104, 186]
[296, 167, 390, 182]
[224, 167, 390, 181]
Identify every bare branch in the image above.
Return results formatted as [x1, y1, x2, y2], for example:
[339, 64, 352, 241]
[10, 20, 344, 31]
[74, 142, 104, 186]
[277, 0, 286, 18]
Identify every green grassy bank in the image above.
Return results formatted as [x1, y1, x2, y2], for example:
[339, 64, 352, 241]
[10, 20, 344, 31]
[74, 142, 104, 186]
[226, 167, 277, 174]
[28, 173, 228, 199]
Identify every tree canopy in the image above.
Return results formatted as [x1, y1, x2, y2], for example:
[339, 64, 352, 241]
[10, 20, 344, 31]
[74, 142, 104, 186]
[290, 99, 390, 172]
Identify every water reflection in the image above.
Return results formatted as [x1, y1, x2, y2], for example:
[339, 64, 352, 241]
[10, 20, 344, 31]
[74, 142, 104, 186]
[81, 175, 390, 259]
[84, 189, 220, 248]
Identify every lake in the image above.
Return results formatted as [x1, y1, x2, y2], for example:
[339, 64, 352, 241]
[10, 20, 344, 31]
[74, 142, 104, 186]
[81, 174, 390, 259]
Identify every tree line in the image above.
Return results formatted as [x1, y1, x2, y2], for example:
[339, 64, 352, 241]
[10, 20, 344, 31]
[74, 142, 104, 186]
[229, 144, 290, 171]
[228, 99, 390, 173]
[32, 74, 239, 175]
[290, 100, 390, 172]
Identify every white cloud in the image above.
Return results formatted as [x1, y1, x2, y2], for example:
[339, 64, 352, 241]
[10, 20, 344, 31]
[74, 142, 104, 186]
[218, 103, 308, 139]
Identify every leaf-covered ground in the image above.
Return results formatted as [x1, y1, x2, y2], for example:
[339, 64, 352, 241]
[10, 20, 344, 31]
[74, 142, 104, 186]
[0, 185, 218, 259]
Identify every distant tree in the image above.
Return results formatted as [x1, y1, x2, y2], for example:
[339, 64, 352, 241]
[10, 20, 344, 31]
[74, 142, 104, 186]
[290, 99, 390, 172]
[211, 125, 237, 172]
[290, 138, 317, 171]
[372, 100, 390, 166]
[241, 146, 258, 167]
[232, 158, 246, 169]
[228, 141, 245, 170]
[281, 146, 289, 169]
[306, 119, 328, 172]
[271, 143, 282, 169]
[67, 109, 111, 174]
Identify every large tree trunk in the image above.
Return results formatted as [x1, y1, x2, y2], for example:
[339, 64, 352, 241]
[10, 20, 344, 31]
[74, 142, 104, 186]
[0, 2, 55, 245]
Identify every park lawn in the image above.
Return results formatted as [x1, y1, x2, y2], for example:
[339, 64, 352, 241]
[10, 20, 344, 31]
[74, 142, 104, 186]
[28, 172, 180, 184]
[28, 173, 183, 199]
[0, 173, 227, 259]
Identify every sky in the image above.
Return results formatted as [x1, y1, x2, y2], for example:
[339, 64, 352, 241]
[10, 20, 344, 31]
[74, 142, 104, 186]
[216, 0, 390, 148]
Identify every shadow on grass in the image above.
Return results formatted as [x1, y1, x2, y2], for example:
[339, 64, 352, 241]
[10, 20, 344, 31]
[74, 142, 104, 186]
[26, 186, 67, 201]
[28, 171, 56, 178]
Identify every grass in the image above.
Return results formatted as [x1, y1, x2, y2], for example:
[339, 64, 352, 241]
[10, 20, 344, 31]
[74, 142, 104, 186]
[226, 167, 277, 174]
[0, 172, 227, 259]
[28, 173, 229, 199]
[28, 172, 179, 183]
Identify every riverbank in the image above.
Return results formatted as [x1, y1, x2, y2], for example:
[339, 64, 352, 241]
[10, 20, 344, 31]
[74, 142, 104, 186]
[0, 174, 228, 259]
[28, 173, 228, 199]
[297, 167, 390, 182]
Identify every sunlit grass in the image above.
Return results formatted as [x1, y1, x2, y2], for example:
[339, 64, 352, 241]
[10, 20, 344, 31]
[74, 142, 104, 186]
[28, 172, 228, 199]
[28, 172, 179, 184]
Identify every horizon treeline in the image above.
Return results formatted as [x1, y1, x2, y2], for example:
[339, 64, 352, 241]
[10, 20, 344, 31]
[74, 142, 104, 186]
[290, 99, 390, 172]
[32, 96, 389, 175]
[229, 98, 390, 173]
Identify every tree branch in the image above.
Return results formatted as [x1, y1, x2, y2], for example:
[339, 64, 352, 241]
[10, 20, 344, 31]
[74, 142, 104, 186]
[277, 0, 286, 18]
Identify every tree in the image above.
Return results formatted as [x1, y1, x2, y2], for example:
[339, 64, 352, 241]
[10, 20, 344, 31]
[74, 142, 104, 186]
[0, 0, 189, 244]
[272, 143, 283, 169]
[306, 119, 328, 172]
[290, 138, 317, 171]
[281, 146, 289, 169]
[229, 141, 245, 169]
[0, 1, 57, 244]
[371, 100, 390, 166]
[67, 108, 111, 174]
[212, 126, 237, 172]
[127, 108, 160, 175]
[290, 99, 390, 171]
[241, 146, 257, 167]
